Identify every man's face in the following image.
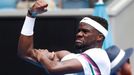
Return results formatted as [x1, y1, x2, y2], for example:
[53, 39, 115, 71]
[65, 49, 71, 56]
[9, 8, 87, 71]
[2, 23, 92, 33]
[75, 22, 100, 49]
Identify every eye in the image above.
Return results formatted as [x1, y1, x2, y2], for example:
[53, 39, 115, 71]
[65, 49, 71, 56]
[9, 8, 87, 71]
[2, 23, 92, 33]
[76, 29, 80, 33]
[82, 29, 91, 33]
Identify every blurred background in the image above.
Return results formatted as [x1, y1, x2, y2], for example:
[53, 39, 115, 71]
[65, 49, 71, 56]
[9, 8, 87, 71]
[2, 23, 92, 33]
[0, 0, 134, 75]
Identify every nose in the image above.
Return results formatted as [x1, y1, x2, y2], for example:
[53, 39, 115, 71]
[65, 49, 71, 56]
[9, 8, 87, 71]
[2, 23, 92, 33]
[76, 31, 83, 37]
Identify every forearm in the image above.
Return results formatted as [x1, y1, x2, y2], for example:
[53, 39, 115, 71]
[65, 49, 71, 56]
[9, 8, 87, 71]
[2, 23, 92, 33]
[36, 51, 82, 75]
[18, 0, 48, 56]
[18, 10, 36, 58]
[38, 55, 62, 75]
[18, 35, 34, 57]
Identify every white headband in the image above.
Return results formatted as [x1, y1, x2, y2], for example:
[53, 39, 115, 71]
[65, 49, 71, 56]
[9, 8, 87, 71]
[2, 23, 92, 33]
[111, 49, 125, 69]
[80, 17, 108, 37]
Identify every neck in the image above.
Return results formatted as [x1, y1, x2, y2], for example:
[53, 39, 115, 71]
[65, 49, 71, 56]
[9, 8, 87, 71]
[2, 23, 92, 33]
[87, 42, 102, 49]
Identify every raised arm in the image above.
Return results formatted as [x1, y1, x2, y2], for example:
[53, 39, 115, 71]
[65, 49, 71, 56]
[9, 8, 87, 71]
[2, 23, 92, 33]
[18, 0, 85, 74]
[18, 0, 48, 62]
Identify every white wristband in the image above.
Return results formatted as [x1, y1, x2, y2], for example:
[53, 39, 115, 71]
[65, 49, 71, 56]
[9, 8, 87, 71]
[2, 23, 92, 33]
[21, 16, 36, 36]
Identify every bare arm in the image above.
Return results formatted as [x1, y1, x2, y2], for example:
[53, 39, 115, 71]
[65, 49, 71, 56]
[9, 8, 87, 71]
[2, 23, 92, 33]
[18, 0, 83, 74]
[18, 35, 34, 59]
[35, 50, 83, 75]
[18, 0, 48, 63]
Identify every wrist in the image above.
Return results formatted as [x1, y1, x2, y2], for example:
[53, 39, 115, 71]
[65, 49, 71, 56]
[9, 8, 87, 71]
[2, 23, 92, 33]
[27, 8, 38, 18]
[21, 16, 36, 36]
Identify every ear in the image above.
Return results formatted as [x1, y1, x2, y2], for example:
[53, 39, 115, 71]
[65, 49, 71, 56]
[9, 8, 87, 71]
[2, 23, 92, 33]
[96, 34, 104, 41]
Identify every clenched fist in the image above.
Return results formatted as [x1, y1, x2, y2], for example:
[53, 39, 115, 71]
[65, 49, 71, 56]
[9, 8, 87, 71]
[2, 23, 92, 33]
[27, 0, 48, 17]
